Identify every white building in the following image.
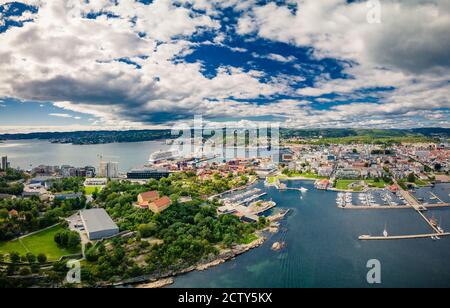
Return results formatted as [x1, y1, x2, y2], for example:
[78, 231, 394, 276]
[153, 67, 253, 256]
[84, 178, 108, 186]
[80, 209, 119, 241]
[99, 161, 119, 178]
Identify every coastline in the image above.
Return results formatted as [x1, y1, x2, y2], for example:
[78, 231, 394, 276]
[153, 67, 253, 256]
[129, 211, 292, 289]
[117, 233, 268, 289]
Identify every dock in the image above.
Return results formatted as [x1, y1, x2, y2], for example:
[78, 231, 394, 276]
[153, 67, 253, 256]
[430, 192, 445, 204]
[357, 180, 448, 241]
[340, 203, 450, 210]
[235, 193, 267, 206]
[359, 233, 450, 241]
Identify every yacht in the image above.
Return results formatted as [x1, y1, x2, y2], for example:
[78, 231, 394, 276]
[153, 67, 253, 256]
[299, 187, 309, 192]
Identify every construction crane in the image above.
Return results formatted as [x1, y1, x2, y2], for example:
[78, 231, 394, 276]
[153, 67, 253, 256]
[97, 154, 120, 162]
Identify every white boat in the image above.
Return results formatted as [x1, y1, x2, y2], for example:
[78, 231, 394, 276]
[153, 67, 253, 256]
[299, 187, 309, 192]
[438, 218, 444, 233]
[149, 150, 180, 164]
[383, 224, 389, 238]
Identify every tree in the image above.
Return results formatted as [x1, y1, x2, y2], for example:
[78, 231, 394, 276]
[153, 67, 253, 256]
[138, 222, 158, 238]
[0, 209, 8, 219]
[85, 247, 99, 262]
[30, 263, 40, 274]
[37, 253, 47, 264]
[19, 267, 31, 276]
[407, 173, 416, 183]
[9, 252, 20, 263]
[54, 230, 80, 249]
[26, 253, 36, 264]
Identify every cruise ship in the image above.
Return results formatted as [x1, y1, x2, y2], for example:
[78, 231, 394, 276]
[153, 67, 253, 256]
[148, 150, 180, 164]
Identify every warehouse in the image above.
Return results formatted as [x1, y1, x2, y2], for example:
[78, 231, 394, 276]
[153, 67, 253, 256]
[80, 208, 119, 240]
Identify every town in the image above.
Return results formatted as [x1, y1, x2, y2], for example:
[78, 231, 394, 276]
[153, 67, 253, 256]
[0, 133, 449, 287]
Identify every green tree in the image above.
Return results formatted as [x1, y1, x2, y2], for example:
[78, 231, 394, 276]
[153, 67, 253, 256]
[26, 253, 36, 264]
[9, 252, 20, 263]
[37, 253, 47, 264]
[407, 173, 416, 183]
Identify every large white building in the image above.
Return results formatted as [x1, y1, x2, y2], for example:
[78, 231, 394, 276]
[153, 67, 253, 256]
[99, 161, 119, 178]
[80, 209, 119, 241]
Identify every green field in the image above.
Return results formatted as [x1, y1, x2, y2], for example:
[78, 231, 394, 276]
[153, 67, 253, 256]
[0, 225, 80, 261]
[84, 185, 103, 195]
[365, 179, 388, 188]
[335, 180, 364, 192]
[266, 177, 276, 184]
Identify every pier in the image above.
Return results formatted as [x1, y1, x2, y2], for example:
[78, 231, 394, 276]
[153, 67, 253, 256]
[235, 193, 267, 206]
[430, 192, 445, 204]
[340, 203, 450, 210]
[357, 181, 448, 241]
[359, 233, 450, 241]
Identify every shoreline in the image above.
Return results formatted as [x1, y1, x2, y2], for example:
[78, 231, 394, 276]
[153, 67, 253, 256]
[117, 233, 267, 289]
[128, 211, 290, 289]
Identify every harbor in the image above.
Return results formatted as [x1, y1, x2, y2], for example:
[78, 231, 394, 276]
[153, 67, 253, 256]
[217, 187, 277, 223]
[357, 182, 449, 241]
[171, 180, 450, 288]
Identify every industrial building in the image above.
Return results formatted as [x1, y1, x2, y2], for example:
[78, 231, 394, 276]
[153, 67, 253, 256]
[80, 208, 119, 240]
[127, 168, 170, 180]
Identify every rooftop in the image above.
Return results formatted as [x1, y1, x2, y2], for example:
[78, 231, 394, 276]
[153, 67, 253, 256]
[80, 208, 118, 233]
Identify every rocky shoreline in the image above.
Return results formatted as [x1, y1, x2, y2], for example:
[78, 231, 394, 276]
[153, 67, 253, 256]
[112, 234, 267, 288]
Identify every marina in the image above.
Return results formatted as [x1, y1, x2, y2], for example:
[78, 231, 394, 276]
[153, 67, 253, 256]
[217, 187, 277, 223]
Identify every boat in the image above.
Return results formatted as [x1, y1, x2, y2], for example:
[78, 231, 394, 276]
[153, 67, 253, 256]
[438, 217, 444, 233]
[383, 224, 389, 238]
[430, 215, 439, 228]
[299, 187, 308, 192]
[149, 150, 180, 164]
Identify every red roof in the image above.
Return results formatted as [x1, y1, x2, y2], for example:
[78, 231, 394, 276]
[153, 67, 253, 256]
[153, 196, 171, 209]
[8, 209, 18, 217]
[139, 191, 160, 202]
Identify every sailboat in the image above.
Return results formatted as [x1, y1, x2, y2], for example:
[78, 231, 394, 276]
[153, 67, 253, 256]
[383, 224, 389, 238]
[438, 217, 444, 234]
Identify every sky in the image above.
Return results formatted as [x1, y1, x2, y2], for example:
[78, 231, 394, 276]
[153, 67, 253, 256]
[0, 0, 449, 133]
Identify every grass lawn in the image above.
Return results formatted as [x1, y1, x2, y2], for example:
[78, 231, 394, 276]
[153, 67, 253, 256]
[415, 179, 430, 187]
[266, 177, 276, 184]
[365, 179, 388, 188]
[0, 225, 80, 261]
[297, 172, 327, 179]
[335, 180, 364, 191]
[84, 185, 103, 195]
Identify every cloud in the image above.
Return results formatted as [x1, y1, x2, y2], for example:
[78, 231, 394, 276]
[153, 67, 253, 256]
[48, 113, 74, 118]
[0, 0, 448, 130]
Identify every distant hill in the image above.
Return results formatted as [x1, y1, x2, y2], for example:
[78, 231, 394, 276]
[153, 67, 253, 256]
[280, 128, 450, 139]
[0, 130, 173, 145]
[0, 128, 448, 145]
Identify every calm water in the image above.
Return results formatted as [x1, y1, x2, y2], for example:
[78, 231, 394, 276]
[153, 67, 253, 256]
[0, 139, 170, 171]
[172, 181, 450, 288]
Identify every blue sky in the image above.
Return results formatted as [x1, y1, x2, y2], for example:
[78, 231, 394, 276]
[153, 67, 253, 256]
[0, 0, 449, 132]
